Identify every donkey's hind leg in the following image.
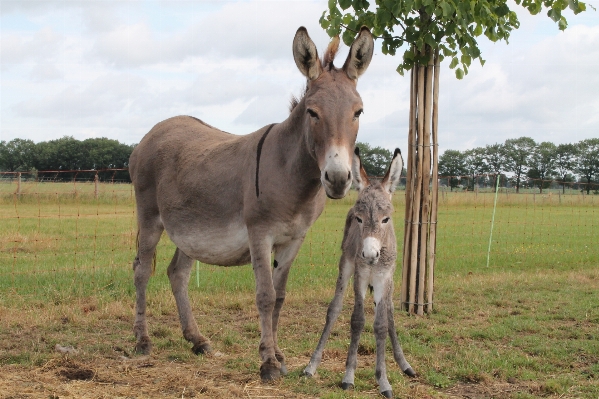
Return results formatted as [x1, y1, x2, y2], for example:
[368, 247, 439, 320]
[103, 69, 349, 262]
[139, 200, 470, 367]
[303, 253, 355, 377]
[387, 291, 416, 377]
[167, 248, 211, 355]
[133, 218, 164, 355]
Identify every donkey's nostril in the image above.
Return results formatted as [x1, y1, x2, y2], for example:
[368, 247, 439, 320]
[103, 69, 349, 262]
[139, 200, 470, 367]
[376, 251, 380, 258]
[361, 251, 365, 258]
[325, 171, 330, 182]
[347, 171, 351, 181]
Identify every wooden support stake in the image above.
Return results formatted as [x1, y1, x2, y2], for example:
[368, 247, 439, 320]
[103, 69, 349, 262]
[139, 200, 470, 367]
[417, 53, 434, 315]
[427, 49, 440, 314]
[401, 67, 417, 311]
[17, 172, 22, 195]
[408, 63, 426, 314]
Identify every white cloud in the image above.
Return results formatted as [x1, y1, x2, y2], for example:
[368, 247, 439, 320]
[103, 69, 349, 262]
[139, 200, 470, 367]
[0, 0, 597, 153]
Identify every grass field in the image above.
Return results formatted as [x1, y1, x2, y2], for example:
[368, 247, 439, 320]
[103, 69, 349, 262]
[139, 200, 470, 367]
[0, 181, 598, 398]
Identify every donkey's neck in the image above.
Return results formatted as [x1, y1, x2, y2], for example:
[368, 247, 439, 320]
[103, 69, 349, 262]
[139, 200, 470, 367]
[267, 98, 322, 195]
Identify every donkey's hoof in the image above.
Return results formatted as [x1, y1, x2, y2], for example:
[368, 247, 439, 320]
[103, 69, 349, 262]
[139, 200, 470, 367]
[134, 337, 152, 355]
[301, 369, 314, 378]
[381, 390, 393, 398]
[403, 367, 417, 378]
[341, 382, 354, 391]
[191, 342, 212, 355]
[260, 362, 281, 381]
[279, 362, 288, 376]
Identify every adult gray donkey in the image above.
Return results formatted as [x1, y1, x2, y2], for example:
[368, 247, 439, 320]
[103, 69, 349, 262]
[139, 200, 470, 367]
[128, 26, 374, 381]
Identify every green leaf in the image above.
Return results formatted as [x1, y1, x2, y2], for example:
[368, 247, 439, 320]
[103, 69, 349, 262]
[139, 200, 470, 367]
[449, 56, 459, 69]
[474, 24, 482, 37]
[495, 4, 510, 17]
[342, 29, 355, 46]
[558, 16, 568, 30]
[547, 8, 560, 22]
[479, 58, 486, 66]
[455, 67, 464, 79]
[339, 0, 352, 10]
[353, 0, 370, 11]
[319, 11, 330, 29]
[461, 54, 472, 67]
[440, 1, 454, 17]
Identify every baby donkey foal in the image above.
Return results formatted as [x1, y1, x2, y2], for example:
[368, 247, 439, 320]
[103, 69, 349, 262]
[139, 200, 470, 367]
[303, 147, 415, 398]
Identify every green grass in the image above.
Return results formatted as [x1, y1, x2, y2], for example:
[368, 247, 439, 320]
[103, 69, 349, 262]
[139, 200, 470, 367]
[0, 183, 598, 398]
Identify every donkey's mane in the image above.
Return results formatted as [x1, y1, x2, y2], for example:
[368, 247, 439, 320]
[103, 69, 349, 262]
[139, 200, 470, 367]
[289, 36, 341, 113]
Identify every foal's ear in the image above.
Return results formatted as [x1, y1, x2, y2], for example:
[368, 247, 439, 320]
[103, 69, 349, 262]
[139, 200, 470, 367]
[293, 27, 323, 81]
[381, 148, 403, 197]
[343, 27, 374, 80]
[352, 147, 369, 191]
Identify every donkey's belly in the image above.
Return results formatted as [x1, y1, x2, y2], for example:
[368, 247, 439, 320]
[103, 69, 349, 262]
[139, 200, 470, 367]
[168, 222, 251, 267]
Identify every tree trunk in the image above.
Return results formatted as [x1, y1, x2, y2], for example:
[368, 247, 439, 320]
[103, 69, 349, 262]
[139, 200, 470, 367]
[401, 47, 439, 315]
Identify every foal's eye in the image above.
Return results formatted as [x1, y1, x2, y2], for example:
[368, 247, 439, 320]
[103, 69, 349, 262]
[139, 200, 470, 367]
[382, 217, 390, 224]
[353, 109, 363, 120]
[356, 216, 363, 224]
[307, 108, 319, 120]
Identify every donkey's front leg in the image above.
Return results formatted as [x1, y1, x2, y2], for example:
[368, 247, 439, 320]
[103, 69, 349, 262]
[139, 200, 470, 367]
[271, 237, 305, 376]
[342, 268, 369, 390]
[303, 253, 355, 377]
[249, 236, 280, 381]
[373, 290, 392, 398]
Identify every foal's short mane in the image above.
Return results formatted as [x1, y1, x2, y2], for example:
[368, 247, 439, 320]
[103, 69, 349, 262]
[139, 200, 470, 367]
[289, 36, 341, 113]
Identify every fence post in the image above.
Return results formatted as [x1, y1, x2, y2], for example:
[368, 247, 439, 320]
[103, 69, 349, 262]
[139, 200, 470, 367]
[94, 173, 99, 199]
[16, 172, 22, 195]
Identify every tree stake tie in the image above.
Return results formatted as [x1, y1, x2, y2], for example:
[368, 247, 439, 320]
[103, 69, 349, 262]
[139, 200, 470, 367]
[486, 173, 501, 268]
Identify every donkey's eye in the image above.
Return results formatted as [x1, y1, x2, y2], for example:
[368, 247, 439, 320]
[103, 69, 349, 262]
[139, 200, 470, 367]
[353, 109, 363, 120]
[356, 216, 363, 224]
[382, 217, 390, 224]
[307, 108, 319, 120]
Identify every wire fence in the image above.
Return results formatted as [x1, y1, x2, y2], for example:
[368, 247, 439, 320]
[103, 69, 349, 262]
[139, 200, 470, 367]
[1, 170, 597, 298]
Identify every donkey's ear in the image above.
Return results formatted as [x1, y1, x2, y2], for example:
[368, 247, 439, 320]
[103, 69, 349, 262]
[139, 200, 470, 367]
[342, 27, 374, 80]
[352, 147, 369, 191]
[381, 148, 403, 196]
[293, 27, 323, 81]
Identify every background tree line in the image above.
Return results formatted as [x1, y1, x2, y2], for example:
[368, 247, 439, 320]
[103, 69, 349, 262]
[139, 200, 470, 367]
[0, 137, 134, 182]
[2, 136, 597, 191]
[438, 137, 599, 194]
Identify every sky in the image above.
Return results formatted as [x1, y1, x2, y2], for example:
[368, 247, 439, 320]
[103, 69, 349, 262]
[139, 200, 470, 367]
[1, 0, 598, 155]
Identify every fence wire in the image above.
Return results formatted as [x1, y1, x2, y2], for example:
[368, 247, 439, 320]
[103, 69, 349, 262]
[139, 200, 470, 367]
[0, 170, 597, 298]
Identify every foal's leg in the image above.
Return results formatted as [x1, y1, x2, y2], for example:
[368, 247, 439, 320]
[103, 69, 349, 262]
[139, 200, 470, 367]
[248, 233, 280, 381]
[133, 216, 164, 354]
[372, 282, 392, 398]
[342, 267, 369, 390]
[303, 253, 355, 377]
[167, 248, 211, 355]
[386, 291, 416, 377]
[271, 237, 305, 375]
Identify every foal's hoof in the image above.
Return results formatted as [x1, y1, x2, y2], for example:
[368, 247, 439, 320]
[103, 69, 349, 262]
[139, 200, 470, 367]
[134, 337, 152, 355]
[191, 342, 212, 355]
[381, 390, 393, 398]
[301, 369, 314, 378]
[260, 362, 281, 381]
[341, 382, 354, 390]
[403, 367, 417, 378]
